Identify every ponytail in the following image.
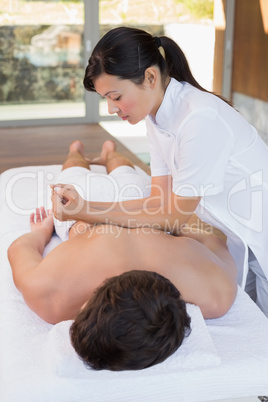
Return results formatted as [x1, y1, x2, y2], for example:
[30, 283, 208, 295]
[159, 36, 206, 92]
[159, 35, 231, 104]
[84, 27, 230, 104]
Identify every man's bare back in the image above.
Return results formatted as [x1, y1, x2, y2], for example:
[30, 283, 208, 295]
[9, 210, 237, 324]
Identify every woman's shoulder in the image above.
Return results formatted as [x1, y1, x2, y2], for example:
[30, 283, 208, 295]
[168, 79, 222, 114]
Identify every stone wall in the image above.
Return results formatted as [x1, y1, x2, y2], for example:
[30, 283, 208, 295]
[0, 24, 165, 105]
[0, 25, 84, 104]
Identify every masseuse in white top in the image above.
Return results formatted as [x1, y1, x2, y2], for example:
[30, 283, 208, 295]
[51, 27, 268, 317]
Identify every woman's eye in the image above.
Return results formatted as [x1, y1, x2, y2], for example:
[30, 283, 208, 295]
[114, 96, 121, 101]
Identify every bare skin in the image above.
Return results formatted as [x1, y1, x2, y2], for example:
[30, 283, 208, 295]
[8, 141, 237, 324]
[8, 208, 237, 324]
[63, 139, 135, 173]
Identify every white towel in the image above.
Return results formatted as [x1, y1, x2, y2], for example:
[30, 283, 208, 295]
[52, 164, 151, 241]
[44, 303, 220, 379]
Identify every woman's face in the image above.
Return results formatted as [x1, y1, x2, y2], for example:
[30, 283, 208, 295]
[94, 73, 159, 125]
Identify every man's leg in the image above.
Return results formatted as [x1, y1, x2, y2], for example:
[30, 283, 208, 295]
[62, 141, 91, 171]
[60, 140, 140, 240]
[53, 141, 91, 242]
[92, 140, 135, 173]
[62, 140, 135, 173]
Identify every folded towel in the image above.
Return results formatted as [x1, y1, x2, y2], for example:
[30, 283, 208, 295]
[44, 303, 221, 378]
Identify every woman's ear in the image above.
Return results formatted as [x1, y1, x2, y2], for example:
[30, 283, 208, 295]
[144, 67, 158, 88]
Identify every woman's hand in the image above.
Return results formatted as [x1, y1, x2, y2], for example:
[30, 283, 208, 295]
[30, 207, 54, 247]
[50, 184, 85, 221]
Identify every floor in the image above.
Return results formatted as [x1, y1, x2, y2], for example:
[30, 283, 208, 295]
[100, 120, 150, 165]
[0, 123, 150, 175]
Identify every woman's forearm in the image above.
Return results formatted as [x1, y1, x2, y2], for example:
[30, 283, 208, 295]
[78, 194, 158, 217]
[76, 195, 200, 234]
[52, 181, 201, 232]
[83, 208, 182, 233]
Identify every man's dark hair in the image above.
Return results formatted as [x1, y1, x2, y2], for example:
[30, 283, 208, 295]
[70, 270, 191, 371]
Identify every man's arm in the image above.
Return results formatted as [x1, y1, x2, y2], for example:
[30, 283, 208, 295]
[8, 207, 55, 321]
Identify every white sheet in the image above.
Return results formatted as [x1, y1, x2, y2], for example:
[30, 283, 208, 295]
[1, 165, 268, 402]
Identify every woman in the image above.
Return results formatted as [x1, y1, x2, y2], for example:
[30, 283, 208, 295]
[52, 27, 268, 316]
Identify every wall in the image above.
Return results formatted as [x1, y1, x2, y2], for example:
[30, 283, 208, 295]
[213, 0, 268, 143]
[232, 0, 268, 142]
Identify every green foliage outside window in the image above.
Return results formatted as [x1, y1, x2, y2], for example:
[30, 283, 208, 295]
[175, 0, 214, 20]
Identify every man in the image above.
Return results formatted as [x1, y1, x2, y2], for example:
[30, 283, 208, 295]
[8, 141, 237, 371]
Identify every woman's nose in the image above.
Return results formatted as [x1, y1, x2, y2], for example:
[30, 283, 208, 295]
[107, 99, 120, 115]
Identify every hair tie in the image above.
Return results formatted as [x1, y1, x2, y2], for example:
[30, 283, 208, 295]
[154, 36, 162, 48]
[154, 36, 165, 60]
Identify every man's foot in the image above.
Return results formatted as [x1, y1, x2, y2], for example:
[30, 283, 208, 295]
[91, 140, 116, 165]
[69, 140, 85, 156]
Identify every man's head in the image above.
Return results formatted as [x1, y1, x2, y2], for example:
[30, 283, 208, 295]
[70, 270, 191, 371]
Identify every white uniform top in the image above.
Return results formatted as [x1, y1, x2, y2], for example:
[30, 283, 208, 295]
[146, 78, 268, 287]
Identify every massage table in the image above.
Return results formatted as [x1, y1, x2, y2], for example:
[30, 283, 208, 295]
[0, 164, 268, 402]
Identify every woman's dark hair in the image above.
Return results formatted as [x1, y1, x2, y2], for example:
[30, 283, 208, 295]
[83, 26, 206, 92]
[70, 270, 191, 371]
[84, 26, 230, 104]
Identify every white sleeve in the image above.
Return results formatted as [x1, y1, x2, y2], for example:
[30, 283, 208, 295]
[172, 109, 235, 197]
